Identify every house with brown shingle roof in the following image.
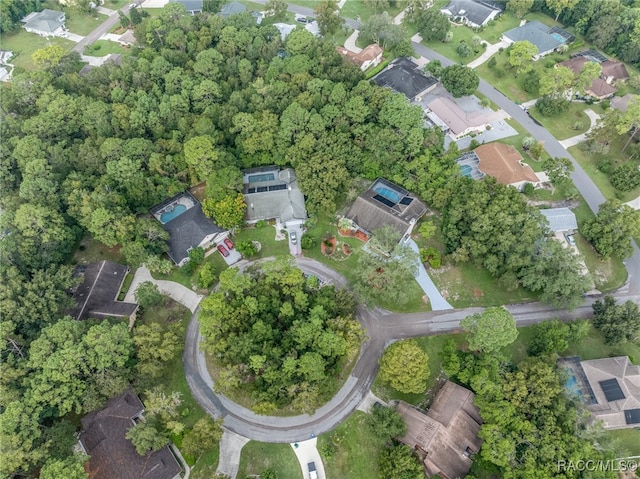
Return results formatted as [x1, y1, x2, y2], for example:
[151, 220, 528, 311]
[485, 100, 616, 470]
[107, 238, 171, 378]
[426, 97, 493, 139]
[336, 43, 384, 71]
[396, 381, 483, 479]
[601, 60, 629, 83]
[79, 389, 183, 479]
[559, 55, 629, 100]
[474, 142, 544, 191]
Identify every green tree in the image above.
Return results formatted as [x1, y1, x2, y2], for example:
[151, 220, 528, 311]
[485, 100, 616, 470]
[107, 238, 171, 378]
[528, 319, 569, 356]
[370, 224, 402, 252]
[541, 157, 574, 185]
[539, 65, 574, 97]
[31, 45, 66, 68]
[546, 0, 579, 21]
[507, 41, 538, 76]
[593, 296, 640, 345]
[507, 0, 533, 17]
[314, 0, 344, 37]
[581, 200, 640, 258]
[378, 445, 423, 479]
[205, 166, 243, 202]
[461, 307, 518, 353]
[202, 193, 247, 229]
[379, 339, 430, 394]
[456, 40, 473, 58]
[236, 240, 258, 257]
[181, 417, 224, 459]
[39, 456, 88, 479]
[133, 322, 181, 378]
[125, 420, 169, 455]
[574, 61, 601, 96]
[265, 0, 287, 18]
[351, 245, 419, 307]
[415, 9, 450, 42]
[366, 405, 407, 443]
[614, 95, 640, 151]
[360, 12, 405, 49]
[441, 65, 479, 97]
[135, 281, 163, 308]
[522, 69, 540, 93]
[363, 0, 389, 13]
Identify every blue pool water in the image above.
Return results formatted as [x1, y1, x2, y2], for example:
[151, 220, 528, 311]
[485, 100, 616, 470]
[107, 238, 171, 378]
[160, 204, 186, 223]
[460, 165, 473, 177]
[248, 173, 275, 183]
[566, 373, 583, 397]
[374, 186, 401, 203]
[552, 33, 565, 42]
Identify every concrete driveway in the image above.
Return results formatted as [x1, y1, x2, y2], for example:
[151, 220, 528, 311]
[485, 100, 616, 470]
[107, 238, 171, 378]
[125, 265, 203, 313]
[286, 222, 304, 256]
[404, 238, 453, 310]
[291, 438, 325, 479]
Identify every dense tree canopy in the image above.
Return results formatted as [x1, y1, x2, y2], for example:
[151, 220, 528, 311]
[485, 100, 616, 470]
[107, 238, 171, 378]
[593, 295, 640, 345]
[440, 65, 479, 98]
[199, 259, 363, 411]
[378, 339, 430, 394]
[581, 200, 640, 259]
[461, 307, 518, 353]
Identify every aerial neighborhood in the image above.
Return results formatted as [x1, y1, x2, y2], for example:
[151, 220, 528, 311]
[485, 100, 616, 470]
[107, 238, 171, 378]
[2, 0, 640, 478]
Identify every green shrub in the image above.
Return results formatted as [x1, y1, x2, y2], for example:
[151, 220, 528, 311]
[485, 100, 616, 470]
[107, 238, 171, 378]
[236, 240, 258, 257]
[255, 219, 267, 229]
[301, 234, 316, 250]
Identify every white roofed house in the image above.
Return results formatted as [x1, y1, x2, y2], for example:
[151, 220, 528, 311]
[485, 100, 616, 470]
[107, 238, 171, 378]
[21, 9, 66, 38]
[440, 0, 503, 29]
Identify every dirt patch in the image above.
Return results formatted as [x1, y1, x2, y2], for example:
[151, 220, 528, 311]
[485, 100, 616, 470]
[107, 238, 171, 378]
[472, 288, 484, 299]
[189, 181, 206, 201]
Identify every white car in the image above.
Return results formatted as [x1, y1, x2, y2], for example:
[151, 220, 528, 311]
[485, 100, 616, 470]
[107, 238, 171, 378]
[290, 231, 297, 244]
[565, 233, 576, 246]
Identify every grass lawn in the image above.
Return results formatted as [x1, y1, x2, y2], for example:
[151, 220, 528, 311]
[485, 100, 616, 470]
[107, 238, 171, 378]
[63, 10, 107, 36]
[303, 217, 430, 313]
[340, 0, 403, 21]
[237, 0, 267, 12]
[71, 236, 126, 265]
[153, 248, 228, 290]
[233, 224, 291, 259]
[0, 31, 74, 70]
[528, 102, 592, 141]
[84, 40, 131, 56]
[237, 442, 300, 479]
[423, 26, 485, 64]
[603, 429, 640, 457]
[318, 411, 383, 479]
[568, 138, 640, 203]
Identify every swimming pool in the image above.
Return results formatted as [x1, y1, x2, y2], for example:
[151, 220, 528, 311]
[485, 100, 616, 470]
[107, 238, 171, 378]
[160, 204, 187, 223]
[566, 372, 584, 398]
[373, 186, 401, 203]
[248, 173, 275, 183]
[460, 164, 473, 177]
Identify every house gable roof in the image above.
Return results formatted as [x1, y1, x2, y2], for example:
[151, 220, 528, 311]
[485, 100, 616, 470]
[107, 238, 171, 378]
[588, 77, 616, 98]
[426, 97, 490, 135]
[345, 178, 427, 236]
[80, 389, 182, 479]
[220, 1, 246, 16]
[581, 356, 640, 428]
[22, 9, 65, 33]
[69, 261, 138, 321]
[540, 207, 578, 232]
[442, 0, 502, 27]
[474, 142, 539, 185]
[337, 44, 384, 68]
[503, 20, 568, 54]
[396, 381, 483, 479]
[601, 60, 629, 81]
[371, 57, 438, 101]
[243, 167, 307, 222]
[152, 192, 224, 265]
[169, 0, 204, 11]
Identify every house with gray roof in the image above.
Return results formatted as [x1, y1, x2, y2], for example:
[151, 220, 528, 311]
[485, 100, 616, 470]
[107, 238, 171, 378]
[441, 0, 502, 28]
[540, 207, 577, 233]
[21, 9, 66, 37]
[219, 1, 246, 17]
[372, 57, 438, 101]
[243, 167, 307, 225]
[69, 261, 138, 322]
[151, 192, 226, 266]
[502, 21, 574, 60]
[562, 356, 640, 429]
[79, 389, 183, 479]
[169, 0, 203, 14]
[346, 178, 427, 239]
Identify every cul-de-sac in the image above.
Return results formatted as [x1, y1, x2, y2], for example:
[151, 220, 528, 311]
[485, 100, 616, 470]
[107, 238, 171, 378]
[1, 0, 640, 478]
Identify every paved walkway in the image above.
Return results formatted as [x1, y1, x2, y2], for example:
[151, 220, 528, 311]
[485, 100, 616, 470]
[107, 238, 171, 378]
[96, 6, 116, 15]
[216, 430, 250, 479]
[392, 8, 406, 25]
[65, 32, 84, 42]
[171, 444, 191, 479]
[559, 108, 601, 148]
[344, 30, 361, 53]
[626, 195, 640, 210]
[467, 39, 509, 69]
[404, 238, 453, 310]
[124, 265, 203, 312]
[356, 391, 388, 413]
[291, 438, 326, 479]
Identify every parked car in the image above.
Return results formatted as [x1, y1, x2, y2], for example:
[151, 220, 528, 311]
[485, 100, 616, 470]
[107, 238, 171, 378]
[565, 233, 576, 246]
[290, 231, 297, 244]
[224, 238, 234, 250]
[217, 244, 229, 257]
[308, 462, 318, 479]
[295, 14, 309, 23]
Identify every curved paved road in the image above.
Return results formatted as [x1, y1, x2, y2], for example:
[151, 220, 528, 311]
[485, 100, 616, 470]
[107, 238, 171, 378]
[184, 257, 639, 443]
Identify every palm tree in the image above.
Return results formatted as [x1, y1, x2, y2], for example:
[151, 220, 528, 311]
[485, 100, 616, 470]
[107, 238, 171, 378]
[338, 217, 353, 231]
